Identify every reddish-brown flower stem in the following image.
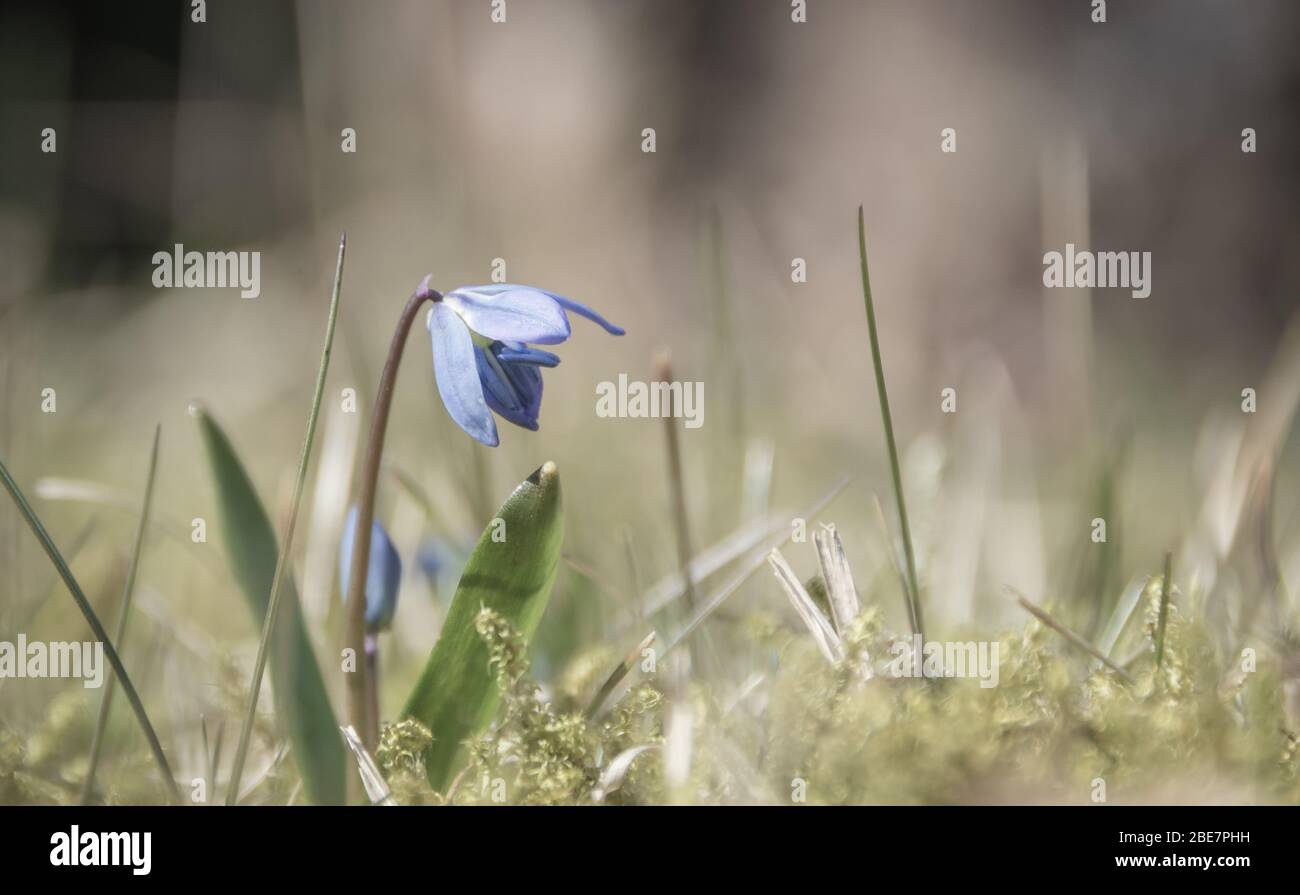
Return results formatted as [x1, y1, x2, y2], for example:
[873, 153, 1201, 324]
[344, 287, 439, 757]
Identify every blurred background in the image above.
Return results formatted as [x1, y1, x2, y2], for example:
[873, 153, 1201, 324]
[2, 0, 1299, 803]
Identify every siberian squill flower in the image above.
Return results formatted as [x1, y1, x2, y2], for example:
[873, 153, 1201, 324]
[421, 280, 624, 446]
[339, 506, 402, 631]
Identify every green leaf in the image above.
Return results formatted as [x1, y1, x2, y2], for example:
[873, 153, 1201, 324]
[401, 461, 564, 791]
[191, 405, 346, 804]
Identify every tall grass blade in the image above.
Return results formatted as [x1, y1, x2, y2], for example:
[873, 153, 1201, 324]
[0, 457, 180, 803]
[401, 461, 564, 791]
[208, 233, 348, 805]
[81, 423, 161, 804]
[857, 206, 923, 637]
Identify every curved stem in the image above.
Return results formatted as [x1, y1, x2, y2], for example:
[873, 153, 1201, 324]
[344, 287, 438, 754]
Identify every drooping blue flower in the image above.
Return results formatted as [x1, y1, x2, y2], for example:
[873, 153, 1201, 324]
[423, 282, 624, 446]
[339, 506, 402, 631]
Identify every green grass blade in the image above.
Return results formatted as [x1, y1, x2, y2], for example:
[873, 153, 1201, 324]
[857, 206, 923, 637]
[192, 406, 345, 805]
[81, 423, 161, 804]
[401, 461, 564, 791]
[222, 232, 347, 805]
[0, 456, 181, 803]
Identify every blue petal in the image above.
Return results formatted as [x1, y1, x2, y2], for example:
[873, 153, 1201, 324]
[477, 346, 540, 430]
[339, 507, 402, 630]
[485, 391, 540, 430]
[497, 344, 561, 367]
[428, 302, 499, 446]
[443, 287, 571, 345]
[452, 284, 511, 294]
[501, 356, 544, 421]
[475, 345, 523, 412]
[542, 291, 625, 336]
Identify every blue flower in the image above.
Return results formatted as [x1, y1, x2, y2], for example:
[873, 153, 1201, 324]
[423, 282, 624, 446]
[339, 506, 402, 631]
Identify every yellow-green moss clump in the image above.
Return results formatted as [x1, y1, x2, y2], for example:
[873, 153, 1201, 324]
[358, 583, 1300, 805]
[7, 582, 1294, 806]
[755, 585, 1300, 805]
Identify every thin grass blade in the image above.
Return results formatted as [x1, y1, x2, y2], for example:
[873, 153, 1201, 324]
[210, 234, 348, 805]
[81, 424, 161, 803]
[857, 206, 923, 637]
[0, 457, 180, 803]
